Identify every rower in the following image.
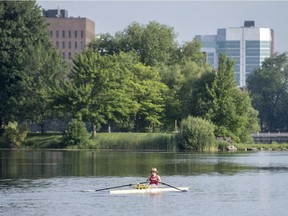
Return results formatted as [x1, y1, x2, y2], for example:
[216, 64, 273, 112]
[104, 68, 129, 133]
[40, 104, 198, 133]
[147, 167, 161, 186]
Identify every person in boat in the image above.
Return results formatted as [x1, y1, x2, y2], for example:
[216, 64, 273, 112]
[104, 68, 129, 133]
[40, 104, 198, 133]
[147, 167, 161, 186]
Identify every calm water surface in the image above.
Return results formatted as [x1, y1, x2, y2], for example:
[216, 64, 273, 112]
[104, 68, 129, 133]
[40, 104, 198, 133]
[0, 150, 288, 216]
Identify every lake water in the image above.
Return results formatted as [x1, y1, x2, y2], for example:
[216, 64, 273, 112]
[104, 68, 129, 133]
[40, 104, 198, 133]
[1, 150, 288, 216]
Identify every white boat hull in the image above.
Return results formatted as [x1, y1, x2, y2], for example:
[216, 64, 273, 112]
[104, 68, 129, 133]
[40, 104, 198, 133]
[109, 187, 189, 194]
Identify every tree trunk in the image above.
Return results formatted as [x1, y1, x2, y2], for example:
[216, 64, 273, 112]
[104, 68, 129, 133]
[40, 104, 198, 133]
[135, 113, 139, 132]
[174, 120, 178, 133]
[0, 117, 4, 129]
[40, 123, 45, 133]
[108, 122, 111, 133]
[91, 123, 97, 138]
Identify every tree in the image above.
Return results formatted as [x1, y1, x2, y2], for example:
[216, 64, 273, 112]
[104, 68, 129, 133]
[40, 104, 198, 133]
[88, 33, 119, 55]
[1, 121, 28, 148]
[191, 54, 259, 142]
[51, 50, 167, 134]
[247, 53, 288, 131]
[0, 1, 68, 129]
[158, 38, 212, 129]
[176, 38, 206, 64]
[89, 21, 178, 66]
[52, 50, 120, 137]
[131, 63, 168, 132]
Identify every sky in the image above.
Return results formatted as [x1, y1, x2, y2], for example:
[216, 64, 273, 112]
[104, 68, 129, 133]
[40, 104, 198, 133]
[37, 1, 288, 53]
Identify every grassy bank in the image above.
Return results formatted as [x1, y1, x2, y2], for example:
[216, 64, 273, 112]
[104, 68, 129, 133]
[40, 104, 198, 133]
[6, 133, 288, 151]
[24, 133, 63, 149]
[23, 132, 177, 151]
[90, 133, 176, 151]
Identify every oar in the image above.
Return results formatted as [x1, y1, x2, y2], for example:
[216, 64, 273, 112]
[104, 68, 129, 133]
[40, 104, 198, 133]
[92, 184, 133, 192]
[159, 182, 188, 192]
[82, 182, 149, 192]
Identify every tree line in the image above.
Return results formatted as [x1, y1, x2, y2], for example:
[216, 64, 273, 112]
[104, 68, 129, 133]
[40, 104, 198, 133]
[1, 1, 287, 148]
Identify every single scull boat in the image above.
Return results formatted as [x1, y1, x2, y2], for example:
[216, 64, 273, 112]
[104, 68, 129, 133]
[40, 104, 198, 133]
[109, 187, 189, 194]
[82, 187, 189, 194]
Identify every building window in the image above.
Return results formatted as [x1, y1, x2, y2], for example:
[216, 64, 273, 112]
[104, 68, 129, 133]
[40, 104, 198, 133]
[81, 30, 84, 38]
[69, 52, 72, 59]
[69, 41, 71, 49]
[56, 41, 59, 48]
[80, 41, 84, 49]
[56, 30, 59, 38]
[62, 31, 65, 38]
[75, 41, 78, 49]
[75, 31, 78, 38]
[50, 31, 53, 37]
[69, 30, 71, 38]
[62, 41, 65, 49]
[62, 52, 65, 59]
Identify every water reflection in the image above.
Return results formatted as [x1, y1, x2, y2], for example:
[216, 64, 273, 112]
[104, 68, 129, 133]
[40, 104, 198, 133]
[2, 150, 286, 179]
[1, 150, 288, 216]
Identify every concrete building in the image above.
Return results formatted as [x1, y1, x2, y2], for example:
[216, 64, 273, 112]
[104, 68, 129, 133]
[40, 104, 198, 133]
[197, 21, 274, 87]
[43, 9, 95, 63]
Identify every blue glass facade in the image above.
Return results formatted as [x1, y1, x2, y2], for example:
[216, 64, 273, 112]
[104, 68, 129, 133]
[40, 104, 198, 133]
[197, 25, 273, 87]
[216, 41, 241, 85]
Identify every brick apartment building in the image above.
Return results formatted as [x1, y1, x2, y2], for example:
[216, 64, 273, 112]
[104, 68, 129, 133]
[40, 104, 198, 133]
[43, 9, 95, 62]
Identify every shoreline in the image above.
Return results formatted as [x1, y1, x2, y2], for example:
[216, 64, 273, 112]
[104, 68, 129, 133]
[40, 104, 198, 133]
[2, 133, 288, 152]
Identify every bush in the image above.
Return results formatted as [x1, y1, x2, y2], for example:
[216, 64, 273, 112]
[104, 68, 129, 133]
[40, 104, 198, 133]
[1, 122, 28, 148]
[176, 116, 216, 151]
[62, 119, 90, 147]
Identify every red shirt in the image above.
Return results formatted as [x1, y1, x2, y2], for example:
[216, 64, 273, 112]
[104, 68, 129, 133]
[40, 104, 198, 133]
[148, 175, 160, 185]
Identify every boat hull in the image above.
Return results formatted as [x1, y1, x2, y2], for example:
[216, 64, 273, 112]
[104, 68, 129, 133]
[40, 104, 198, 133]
[109, 187, 189, 194]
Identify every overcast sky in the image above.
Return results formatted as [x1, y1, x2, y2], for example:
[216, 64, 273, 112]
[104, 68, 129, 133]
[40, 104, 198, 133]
[37, 1, 288, 53]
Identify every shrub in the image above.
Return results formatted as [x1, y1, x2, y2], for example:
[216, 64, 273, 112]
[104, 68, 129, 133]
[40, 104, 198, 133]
[1, 122, 28, 148]
[62, 119, 90, 147]
[176, 116, 216, 151]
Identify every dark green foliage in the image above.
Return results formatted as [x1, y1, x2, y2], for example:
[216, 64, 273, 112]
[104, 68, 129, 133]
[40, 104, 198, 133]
[176, 116, 216, 151]
[62, 119, 90, 147]
[158, 38, 212, 129]
[190, 54, 259, 142]
[1, 122, 28, 148]
[0, 3, 262, 147]
[247, 53, 288, 132]
[0, 1, 68, 128]
[89, 21, 178, 66]
[52, 50, 167, 133]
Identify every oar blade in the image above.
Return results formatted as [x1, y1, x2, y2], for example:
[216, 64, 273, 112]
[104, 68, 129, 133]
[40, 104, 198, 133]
[159, 182, 188, 192]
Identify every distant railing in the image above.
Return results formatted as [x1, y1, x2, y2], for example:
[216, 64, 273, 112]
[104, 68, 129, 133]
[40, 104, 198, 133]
[252, 132, 288, 144]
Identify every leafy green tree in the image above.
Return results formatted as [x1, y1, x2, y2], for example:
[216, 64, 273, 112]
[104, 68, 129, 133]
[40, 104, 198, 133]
[175, 38, 206, 64]
[247, 53, 288, 131]
[0, 1, 67, 129]
[52, 50, 167, 134]
[131, 63, 168, 132]
[1, 121, 28, 148]
[158, 63, 185, 129]
[89, 33, 119, 55]
[158, 38, 212, 129]
[191, 54, 259, 142]
[89, 21, 178, 66]
[52, 50, 118, 137]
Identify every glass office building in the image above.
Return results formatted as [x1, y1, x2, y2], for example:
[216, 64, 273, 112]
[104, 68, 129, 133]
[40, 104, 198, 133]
[197, 21, 274, 87]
